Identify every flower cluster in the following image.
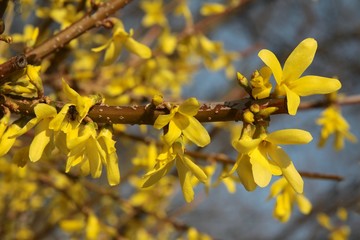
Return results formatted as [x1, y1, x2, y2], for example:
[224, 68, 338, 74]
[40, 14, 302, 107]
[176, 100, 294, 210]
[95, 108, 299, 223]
[316, 92, 357, 151]
[317, 208, 351, 240]
[238, 38, 341, 115]
[142, 140, 207, 202]
[153, 97, 210, 147]
[268, 177, 312, 222]
[0, 80, 120, 185]
[92, 18, 152, 65]
[230, 127, 312, 193]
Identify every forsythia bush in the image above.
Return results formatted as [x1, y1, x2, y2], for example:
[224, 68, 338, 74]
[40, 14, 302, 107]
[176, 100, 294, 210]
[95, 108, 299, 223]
[0, 0, 357, 239]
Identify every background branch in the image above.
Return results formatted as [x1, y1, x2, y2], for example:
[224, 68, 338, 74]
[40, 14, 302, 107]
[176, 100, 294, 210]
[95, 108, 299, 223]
[0, 0, 134, 85]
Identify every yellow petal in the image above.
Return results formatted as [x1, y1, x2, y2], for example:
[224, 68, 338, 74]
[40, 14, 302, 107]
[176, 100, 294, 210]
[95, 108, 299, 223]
[317, 213, 332, 230]
[176, 159, 194, 202]
[268, 146, 303, 193]
[258, 49, 283, 85]
[266, 129, 313, 145]
[142, 161, 174, 188]
[62, 79, 80, 103]
[182, 116, 210, 147]
[173, 113, 190, 130]
[34, 103, 57, 119]
[86, 139, 102, 178]
[29, 120, 52, 162]
[106, 152, 120, 186]
[200, 3, 226, 16]
[49, 104, 70, 131]
[268, 177, 287, 199]
[154, 112, 174, 129]
[283, 38, 317, 82]
[290, 76, 341, 96]
[125, 37, 152, 59]
[182, 156, 207, 182]
[91, 39, 112, 52]
[274, 193, 291, 222]
[164, 120, 182, 145]
[178, 98, 200, 116]
[236, 155, 257, 191]
[296, 194, 312, 214]
[232, 138, 262, 154]
[0, 124, 21, 156]
[251, 161, 272, 187]
[285, 86, 300, 115]
[86, 213, 99, 240]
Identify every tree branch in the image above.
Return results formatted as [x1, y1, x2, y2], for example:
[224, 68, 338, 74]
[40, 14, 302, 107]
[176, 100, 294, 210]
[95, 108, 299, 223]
[0, 0, 134, 85]
[0, 96, 286, 124]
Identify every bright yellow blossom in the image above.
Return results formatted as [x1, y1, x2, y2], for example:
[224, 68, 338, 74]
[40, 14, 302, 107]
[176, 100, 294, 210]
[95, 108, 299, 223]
[258, 38, 341, 115]
[143, 141, 207, 202]
[49, 79, 99, 133]
[231, 129, 312, 193]
[154, 97, 210, 147]
[11, 104, 57, 162]
[268, 177, 312, 222]
[317, 105, 357, 151]
[0, 120, 23, 157]
[66, 123, 105, 178]
[140, 0, 168, 27]
[92, 19, 151, 65]
[250, 66, 272, 99]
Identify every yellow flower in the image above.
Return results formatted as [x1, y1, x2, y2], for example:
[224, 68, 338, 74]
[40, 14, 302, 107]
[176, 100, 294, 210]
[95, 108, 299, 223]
[12, 104, 57, 162]
[250, 66, 272, 99]
[92, 19, 151, 65]
[143, 141, 207, 202]
[0, 120, 23, 157]
[317, 105, 357, 151]
[231, 129, 312, 193]
[49, 79, 98, 133]
[12, 24, 39, 48]
[268, 177, 312, 222]
[66, 123, 105, 178]
[154, 97, 210, 147]
[258, 38, 341, 115]
[140, 0, 168, 27]
[317, 208, 351, 240]
[1, 65, 42, 98]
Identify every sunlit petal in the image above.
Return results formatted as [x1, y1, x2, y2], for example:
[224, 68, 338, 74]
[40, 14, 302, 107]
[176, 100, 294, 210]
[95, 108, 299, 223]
[178, 98, 200, 116]
[283, 38, 317, 82]
[296, 194, 312, 214]
[268, 146, 303, 193]
[182, 117, 210, 147]
[258, 49, 283, 85]
[266, 129, 313, 145]
[285, 86, 300, 115]
[290, 76, 341, 96]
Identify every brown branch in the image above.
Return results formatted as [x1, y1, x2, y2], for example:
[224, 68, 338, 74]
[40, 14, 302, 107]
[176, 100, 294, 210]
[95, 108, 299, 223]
[0, 0, 134, 85]
[187, 149, 343, 182]
[299, 94, 360, 109]
[0, 96, 286, 124]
